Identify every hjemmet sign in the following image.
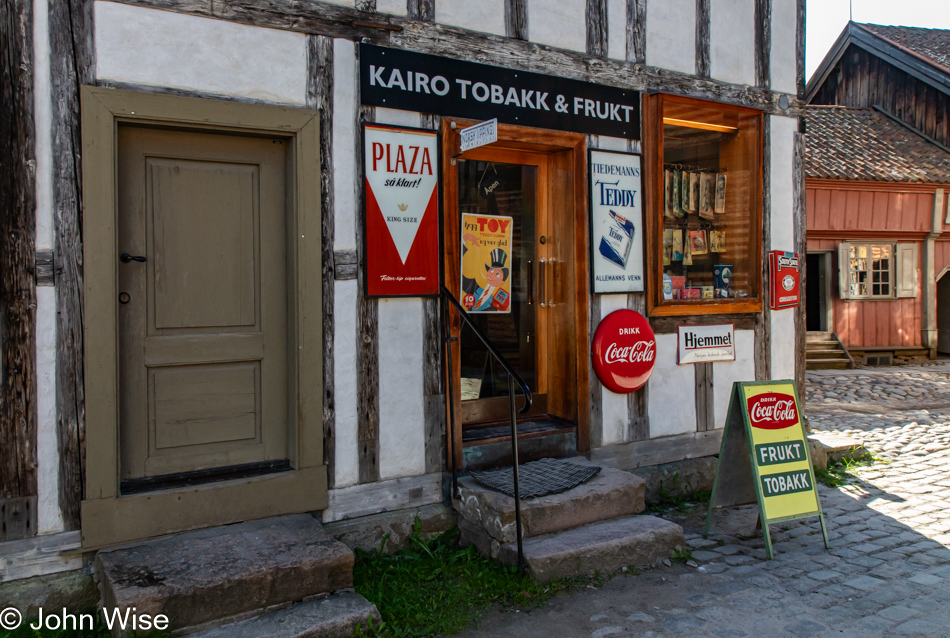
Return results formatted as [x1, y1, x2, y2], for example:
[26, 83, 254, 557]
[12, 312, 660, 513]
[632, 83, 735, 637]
[677, 324, 735, 364]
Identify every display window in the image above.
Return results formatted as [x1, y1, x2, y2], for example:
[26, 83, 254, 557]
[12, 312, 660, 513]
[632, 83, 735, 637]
[644, 94, 763, 316]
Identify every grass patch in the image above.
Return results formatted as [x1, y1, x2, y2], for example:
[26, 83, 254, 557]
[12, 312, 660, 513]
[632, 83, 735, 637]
[353, 521, 606, 637]
[644, 472, 712, 515]
[814, 450, 878, 488]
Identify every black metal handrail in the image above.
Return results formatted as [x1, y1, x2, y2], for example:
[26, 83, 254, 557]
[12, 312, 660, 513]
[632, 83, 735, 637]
[440, 284, 529, 570]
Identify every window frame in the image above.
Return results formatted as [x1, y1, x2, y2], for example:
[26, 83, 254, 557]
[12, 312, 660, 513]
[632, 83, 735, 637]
[643, 93, 764, 317]
[846, 242, 895, 299]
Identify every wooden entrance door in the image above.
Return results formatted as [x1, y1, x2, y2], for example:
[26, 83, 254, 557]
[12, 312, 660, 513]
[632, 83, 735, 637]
[443, 123, 590, 467]
[117, 125, 290, 487]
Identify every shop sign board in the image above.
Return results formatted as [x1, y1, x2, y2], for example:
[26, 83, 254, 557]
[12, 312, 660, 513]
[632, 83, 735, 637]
[591, 309, 656, 393]
[677, 324, 735, 364]
[460, 213, 514, 312]
[460, 119, 498, 152]
[360, 44, 641, 139]
[363, 123, 441, 297]
[769, 250, 800, 310]
[706, 380, 829, 559]
[589, 149, 644, 293]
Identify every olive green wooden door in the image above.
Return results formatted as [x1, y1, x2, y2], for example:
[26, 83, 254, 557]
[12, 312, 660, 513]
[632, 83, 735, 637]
[117, 125, 289, 483]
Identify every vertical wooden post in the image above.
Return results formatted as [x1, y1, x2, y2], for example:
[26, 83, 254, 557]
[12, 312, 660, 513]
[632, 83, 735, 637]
[627, 0, 646, 65]
[49, 0, 93, 530]
[754, 0, 771, 89]
[308, 35, 336, 486]
[505, 0, 528, 40]
[695, 0, 710, 78]
[408, 0, 434, 21]
[795, 0, 806, 99]
[627, 293, 649, 441]
[0, 0, 38, 540]
[756, 116, 772, 381]
[793, 131, 808, 394]
[586, 0, 608, 57]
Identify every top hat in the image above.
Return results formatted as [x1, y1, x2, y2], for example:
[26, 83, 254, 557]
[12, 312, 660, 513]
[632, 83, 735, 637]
[485, 248, 510, 281]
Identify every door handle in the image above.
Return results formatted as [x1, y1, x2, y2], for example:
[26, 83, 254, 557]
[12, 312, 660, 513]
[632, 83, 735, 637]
[120, 253, 147, 263]
[539, 259, 547, 308]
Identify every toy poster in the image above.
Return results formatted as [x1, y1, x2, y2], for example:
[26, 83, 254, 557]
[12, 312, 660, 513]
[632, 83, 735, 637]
[461, 213, 513, 312]
[589, 149, 644, 293]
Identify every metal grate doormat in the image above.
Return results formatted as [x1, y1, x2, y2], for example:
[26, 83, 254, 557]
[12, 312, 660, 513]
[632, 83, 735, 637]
[469, 457, 601, 499]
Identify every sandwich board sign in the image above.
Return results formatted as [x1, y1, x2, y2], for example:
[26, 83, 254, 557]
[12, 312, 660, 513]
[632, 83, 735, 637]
[705, 380, 829, 559]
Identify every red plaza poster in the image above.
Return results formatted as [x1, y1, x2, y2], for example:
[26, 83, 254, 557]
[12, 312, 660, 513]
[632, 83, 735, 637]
[363, 123, 440, 296]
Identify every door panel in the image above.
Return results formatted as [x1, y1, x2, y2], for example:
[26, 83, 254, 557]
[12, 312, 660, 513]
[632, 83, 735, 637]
[118, 125, 289, 482]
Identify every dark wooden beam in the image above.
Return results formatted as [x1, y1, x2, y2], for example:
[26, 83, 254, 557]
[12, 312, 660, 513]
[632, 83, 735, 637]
[588, 294, 604, 447]
[356, 106, 380, 484]
[755, 115, 771, 380]
[695, 0, 710, 78]
[793, 129, 807, 400]
[49, 0, 93, 532]
[308, 35, 336, 488]
[796, 0, 805, 98]
[35, 252, 55, 287]
[334, 250, 359, 280]
[408, 0, 434, 22]
[110, 0, 804, 116]
[586, 0, 608, 57]
[505, 0, 527, 40]
[754, 0, 771, 89]
[627, 293, 649, 441]
[356, 0, 376, 12]
[694, 363, 714, 431]
[650, 314, 757, 334]
[627, 0, 646, 65]
[0, 0, 38, 540]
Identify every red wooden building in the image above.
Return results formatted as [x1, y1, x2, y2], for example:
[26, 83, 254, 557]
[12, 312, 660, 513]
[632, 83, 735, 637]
[805, 24, 950, 366]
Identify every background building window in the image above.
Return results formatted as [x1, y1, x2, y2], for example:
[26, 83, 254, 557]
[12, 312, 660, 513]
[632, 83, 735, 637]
[838, 241, 918, 300]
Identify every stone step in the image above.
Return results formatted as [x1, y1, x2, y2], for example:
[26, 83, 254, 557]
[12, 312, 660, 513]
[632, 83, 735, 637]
[808, 432, 869, 471]
[191, 592, 380, 638]
[455, 461, 645, 556]
[806, 349, 848, 359]
[806, 358, 852, 370]
[496, 515, 685, 583]
[97, 515, 354, 635]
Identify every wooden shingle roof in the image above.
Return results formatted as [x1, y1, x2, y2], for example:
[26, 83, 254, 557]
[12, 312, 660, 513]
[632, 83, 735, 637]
[805, 106, 950, 184]
[861, 24, 950, 75]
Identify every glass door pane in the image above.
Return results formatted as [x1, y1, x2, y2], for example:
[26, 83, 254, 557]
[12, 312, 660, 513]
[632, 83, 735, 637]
[457, 160, 538, 410]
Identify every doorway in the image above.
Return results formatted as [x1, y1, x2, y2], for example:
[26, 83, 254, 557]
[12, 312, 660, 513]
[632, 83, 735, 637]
[442, 122, 589, 469]
[806, 252, 831, 332]
[938, 269, 950, 354]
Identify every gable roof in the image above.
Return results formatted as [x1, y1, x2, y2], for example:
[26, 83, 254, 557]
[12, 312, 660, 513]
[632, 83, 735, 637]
[806, 22, 950, 103]
[805, 106, 950, 184]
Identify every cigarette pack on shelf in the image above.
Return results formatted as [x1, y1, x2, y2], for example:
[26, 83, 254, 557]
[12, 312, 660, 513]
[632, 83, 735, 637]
[714, 264, 733, 298]
[681, 287, 702, 300]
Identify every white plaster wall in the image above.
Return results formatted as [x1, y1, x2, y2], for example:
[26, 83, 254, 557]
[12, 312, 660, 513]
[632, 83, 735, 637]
[94, 1, 307, 105]
[770, 114, 798, 381]
[376, 0, 408, 16]
[375, 107, 422, 129]
[436, 0, 505, 35]
[527, 0, 587, 53]
[599, 294, 630, 446]
[712, 329, 755, 429]
[710, 0, 755, 86]
[36, 288, 63, 534]
[333, 39, 359, 252]
[771, 309, 796, 380]
[647, 333, 697, 437]
[333, 280, 360, 488]
[770, 116, 797, 254]
[377, 298, 427, 479]
[645, 0, 695, 75]
[34, 0, 63, 535]
[770, 0, 798, 95]
[607, 0, 626, 61]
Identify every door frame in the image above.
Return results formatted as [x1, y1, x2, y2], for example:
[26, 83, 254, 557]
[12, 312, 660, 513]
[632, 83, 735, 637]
[807, 250, 834, 332]
[80, 87, 324, 549]
[440, 119, 590, 470]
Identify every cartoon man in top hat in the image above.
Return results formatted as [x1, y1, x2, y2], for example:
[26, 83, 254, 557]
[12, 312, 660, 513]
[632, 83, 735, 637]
[461, 235, 511, 312]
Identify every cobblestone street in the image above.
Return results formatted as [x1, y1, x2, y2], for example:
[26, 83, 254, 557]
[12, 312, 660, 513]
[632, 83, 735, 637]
[460, 364, 950, 638]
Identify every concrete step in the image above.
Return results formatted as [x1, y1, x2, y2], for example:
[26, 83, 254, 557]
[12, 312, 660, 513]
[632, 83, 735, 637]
[806, 358, 852, 370]
[496, 515, 685, 583]
[97, 515, 354, 635]
[191, 592, 380, 638]
[455, 460, 645, 556]
[808, 432, 870, 471]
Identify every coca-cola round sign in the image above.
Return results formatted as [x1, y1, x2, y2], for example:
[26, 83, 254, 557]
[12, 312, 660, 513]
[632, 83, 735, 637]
[591, 309, 657, 394]
[746, 392, 799, 429]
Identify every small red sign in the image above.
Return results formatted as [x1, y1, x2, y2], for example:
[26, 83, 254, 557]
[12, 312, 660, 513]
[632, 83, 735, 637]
[769, 251, 800, 310]
[746, 392, 799, 429]
[591, 309, 656, 394]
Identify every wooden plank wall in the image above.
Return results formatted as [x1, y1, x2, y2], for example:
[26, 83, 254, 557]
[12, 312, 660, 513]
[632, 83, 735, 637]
[1, 0, 39, 541]
[808, 186, 935, 234]
[810, 45, 950, 148]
